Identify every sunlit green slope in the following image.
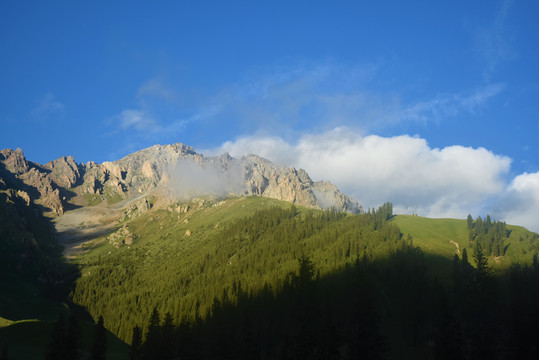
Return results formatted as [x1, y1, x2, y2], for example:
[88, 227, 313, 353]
[392, 214, 539, 269]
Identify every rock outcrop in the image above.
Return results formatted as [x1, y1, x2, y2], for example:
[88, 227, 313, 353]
[0, 149, 64, 215]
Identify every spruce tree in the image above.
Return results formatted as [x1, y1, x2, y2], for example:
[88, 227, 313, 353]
[1, 342, 8, 360]
[65, 312, 81, 360]
[45, 313, 67, 360]
[91, 315, 107, 360]
[143, 308, 161, 360]
[161, 312, 175, 360]
[473, 243, 490, 281]
[129, 326, 142, 360]
[461, 248, 469, 267]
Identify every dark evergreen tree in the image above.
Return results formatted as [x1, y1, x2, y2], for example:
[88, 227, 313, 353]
[473, 243, 490, 280]
[461, 248, 469, 267]
[129, 326, 142, 360]
[0, 342, 8, 360]
[45, 313, 67, 360]
[91, 315, 107, 360]
[295, 255, 315, 289]
[434, 290, 462, 360]
[65, 312, 81, 360]
[142, 308, 161, 360]
[161, 312, 175, 360]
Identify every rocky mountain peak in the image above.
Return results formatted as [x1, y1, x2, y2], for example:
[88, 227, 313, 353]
[0, 143, 362, 215]
[44, 155, 82, 188]
[0, 149, 64, 215]
[0, 148, 30, 174]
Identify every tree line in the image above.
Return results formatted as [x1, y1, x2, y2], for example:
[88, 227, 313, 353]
[467, 214, 507, 257]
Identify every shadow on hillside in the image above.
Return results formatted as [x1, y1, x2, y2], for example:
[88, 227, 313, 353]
[130, 249, 460, 360]
[131, 247, 539, 360]
[0, 160, 81, 321]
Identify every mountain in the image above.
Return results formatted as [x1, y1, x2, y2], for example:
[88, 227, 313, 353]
[0, 143, 361, 217]
[3, 144, 539, 359]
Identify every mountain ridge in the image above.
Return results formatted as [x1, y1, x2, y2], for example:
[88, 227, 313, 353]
[0, 143, 361, 216]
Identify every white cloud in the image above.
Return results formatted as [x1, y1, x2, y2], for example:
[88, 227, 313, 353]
[213, 127, 512, 219]
[216, 135, 295, 166]
[30, 92, 65, 121]
[492, 172, 539, 233]
[118, 109, 159, 131]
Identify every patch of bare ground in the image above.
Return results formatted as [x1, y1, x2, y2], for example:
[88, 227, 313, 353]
[55, 189, 167, 258]
[53, 205, 121, 258]
[450, 240, 461, 255]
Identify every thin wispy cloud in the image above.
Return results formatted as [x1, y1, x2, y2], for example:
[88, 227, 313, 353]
[118, 109, 159, 131]
[191, 62, 505, 135]
[475, 0, 516, 81]
[105, 61, 508, 172]
[137, 78, 177, 103]
[398, 83, 505, 124]
[30, 92, 65, 121]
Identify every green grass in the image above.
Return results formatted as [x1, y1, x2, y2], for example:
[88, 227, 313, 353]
[0, 318, 128, 360]
[81, 196, 301, 256]
[391, 214, 539, 273]
[392, 215, 469, 258]
[0, 273, 67, 324]
[82, 193, 103, 206]
[104, 187, 124, 205]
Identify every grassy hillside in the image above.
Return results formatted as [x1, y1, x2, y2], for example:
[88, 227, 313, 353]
[392, 215, 468, 258]
[392, 214, 539, 270]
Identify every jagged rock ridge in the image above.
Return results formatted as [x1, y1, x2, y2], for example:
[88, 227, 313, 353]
[0, 143, 362, 214]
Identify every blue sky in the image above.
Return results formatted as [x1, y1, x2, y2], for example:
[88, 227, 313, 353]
[1, 1, 539, 230]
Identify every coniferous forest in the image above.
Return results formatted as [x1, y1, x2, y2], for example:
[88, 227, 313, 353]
[68, 201, 539, 359]
[2, 197, 539, 359]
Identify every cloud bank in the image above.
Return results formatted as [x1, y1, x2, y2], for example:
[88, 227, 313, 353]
[166, 158, 244, 201]
[493, 172, 539, 232]
[210, 127, 537, 232]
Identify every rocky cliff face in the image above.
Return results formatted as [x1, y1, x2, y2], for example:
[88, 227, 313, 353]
[0, 143, 362, 214]
[0, 149, 65, 215]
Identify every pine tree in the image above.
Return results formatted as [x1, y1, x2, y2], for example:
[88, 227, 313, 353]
[45, 313, 67, 360]
[461, 248, 469, 267]
[473, 243, 490, 281]
[65, 312, 81, 360]
[296, 255, 315, 289]
[91, 315, 107, 360]
[1, 342, 8, 360]
[129, 326, 142, 360]
[143, 308, 161, 360]
[161, 312, 175, 360]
